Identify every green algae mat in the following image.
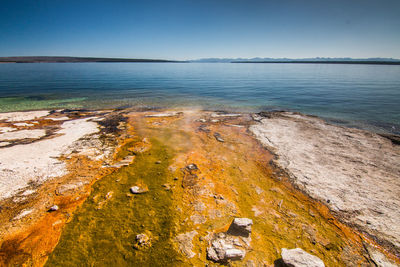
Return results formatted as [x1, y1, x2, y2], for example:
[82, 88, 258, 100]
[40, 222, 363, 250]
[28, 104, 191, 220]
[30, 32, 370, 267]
[46, 138, 181, 266]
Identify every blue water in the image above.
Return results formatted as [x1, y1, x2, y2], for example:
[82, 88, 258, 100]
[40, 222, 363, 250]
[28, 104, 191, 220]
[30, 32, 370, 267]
[0, 63, 399, 134]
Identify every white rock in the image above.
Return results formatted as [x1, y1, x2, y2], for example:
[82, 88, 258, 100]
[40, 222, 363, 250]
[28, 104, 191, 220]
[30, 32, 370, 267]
[281, 248, 325, 267]
[49, 205, 59, 211]
[130, 186, 141, 193]
[225, 248, 245, 260]
[48, 117, 70, 121]
[145, 112, 179, 117]
[130, 185, 148, 194]
[135, 233, 150, 247]
[211, 113, 241, 118]
[207, 246, 219, 262]
[231, 218, 253, 234]
[207, 238, 246, 262]
[13, 122, 34, 127]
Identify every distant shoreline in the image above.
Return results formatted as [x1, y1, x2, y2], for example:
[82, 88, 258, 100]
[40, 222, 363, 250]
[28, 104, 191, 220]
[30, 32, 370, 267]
[232, 60, 400, 65]
[1, 56, 400, 65]
[0, 56, 184, 63]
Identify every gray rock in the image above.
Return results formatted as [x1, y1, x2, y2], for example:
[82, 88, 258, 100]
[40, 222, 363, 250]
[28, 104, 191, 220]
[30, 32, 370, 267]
[229, 218, 253, 236]
[281, 248, 325, 267]
[198, 124, 211, 133]
[214, 132, 225, 142]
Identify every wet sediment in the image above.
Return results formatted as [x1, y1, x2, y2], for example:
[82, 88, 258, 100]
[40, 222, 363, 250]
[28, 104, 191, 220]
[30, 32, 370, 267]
[0, 109, 399, 266]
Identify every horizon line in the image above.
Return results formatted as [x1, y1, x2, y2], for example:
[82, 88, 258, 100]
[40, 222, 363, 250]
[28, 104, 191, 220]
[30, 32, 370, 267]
[1, 56, 400, 65]
[1, 55, 400, 60]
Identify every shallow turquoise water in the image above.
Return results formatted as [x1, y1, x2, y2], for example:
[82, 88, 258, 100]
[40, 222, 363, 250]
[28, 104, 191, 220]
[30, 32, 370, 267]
[0, 63, 399, 134]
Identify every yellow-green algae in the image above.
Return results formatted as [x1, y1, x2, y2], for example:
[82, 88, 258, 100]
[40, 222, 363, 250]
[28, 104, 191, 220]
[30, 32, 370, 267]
[46, 137, 182, 266]
[45, 112, 373, 266]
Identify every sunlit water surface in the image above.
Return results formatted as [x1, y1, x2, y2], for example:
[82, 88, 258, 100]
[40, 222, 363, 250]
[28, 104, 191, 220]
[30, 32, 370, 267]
[0, 63, 399, 134]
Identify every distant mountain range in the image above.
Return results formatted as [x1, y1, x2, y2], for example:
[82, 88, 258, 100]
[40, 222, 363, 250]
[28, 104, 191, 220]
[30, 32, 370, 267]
[0, 56, 399, 65]
[191, 57, 400, 65]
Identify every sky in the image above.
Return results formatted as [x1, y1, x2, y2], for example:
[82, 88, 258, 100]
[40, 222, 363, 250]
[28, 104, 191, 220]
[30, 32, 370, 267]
[0, 0, 399, 60]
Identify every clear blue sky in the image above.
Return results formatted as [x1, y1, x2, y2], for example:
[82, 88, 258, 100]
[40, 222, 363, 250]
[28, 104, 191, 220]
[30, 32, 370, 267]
[1, 0, 399, 60]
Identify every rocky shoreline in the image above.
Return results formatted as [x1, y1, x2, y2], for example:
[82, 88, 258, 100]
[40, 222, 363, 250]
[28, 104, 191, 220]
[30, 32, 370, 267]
[0, 108, 399, 266]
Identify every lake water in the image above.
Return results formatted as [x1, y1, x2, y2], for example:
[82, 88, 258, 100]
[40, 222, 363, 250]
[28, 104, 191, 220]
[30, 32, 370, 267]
[0, 63, 399, 134]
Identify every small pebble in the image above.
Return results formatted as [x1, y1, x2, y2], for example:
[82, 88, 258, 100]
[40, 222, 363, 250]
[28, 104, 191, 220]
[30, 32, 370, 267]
[186, 164, 198, 171]
[49, 205, 59, 212]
